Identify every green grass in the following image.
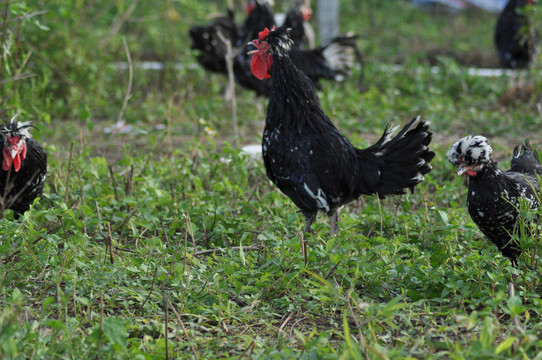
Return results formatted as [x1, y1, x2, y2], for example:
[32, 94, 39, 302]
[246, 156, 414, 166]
[1, 0, 542, 358]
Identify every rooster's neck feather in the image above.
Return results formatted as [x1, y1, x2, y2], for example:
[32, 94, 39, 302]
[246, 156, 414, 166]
[267, 45, 330, 132]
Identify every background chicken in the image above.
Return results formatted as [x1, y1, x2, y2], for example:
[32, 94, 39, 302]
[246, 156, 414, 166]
[250, 27, 434, 235]
[277, 1, 314, 48]
[495, 0, 538, 69]
[188, 9, 239, 73]
[447, 135, 541, 265]
[239, 0, 276, 45]
[189, 0, 274, 74]
[190, 1, 362, 96]
[0, 115, 47, 219]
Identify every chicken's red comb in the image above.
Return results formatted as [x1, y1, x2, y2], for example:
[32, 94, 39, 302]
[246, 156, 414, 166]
[301, 5, 312, 21]
[258, 26, 275, 41]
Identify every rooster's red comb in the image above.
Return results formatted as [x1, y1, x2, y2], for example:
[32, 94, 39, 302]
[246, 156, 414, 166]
[258, 26, 275, 41]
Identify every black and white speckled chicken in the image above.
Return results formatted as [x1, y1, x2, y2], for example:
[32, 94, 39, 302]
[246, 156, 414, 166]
[447, 135, 541, 265]
[250, 27, 434, 234]
[0, 115, 47, 218]
[495, 0, 538, 69]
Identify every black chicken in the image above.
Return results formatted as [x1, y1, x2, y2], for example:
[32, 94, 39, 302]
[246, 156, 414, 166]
[250, 27, 434, 234]
[279, 1, 314, 49]
[189, 0, 275, 74]
[188, 9, 240, 73]
[239, 0, 275, 45]
[495, 0, 538, 69]
[0, 115, 47, 218]
[190, 1, 361, 96]
[447, 135, 541, 265]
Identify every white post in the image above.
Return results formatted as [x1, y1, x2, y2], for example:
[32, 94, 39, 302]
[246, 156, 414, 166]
[317, 0, 339, 41]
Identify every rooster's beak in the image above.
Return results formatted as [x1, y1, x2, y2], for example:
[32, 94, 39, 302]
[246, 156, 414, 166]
[457, 163, 483, 176]
[247, 41, 257, 55]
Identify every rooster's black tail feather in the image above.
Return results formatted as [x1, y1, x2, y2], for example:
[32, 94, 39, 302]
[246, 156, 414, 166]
[366, 116, 434, 197]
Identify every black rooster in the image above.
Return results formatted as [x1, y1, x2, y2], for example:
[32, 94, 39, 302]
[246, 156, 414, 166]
[0, 115, 47, 218]
[250, 27, 434, 234]
[447, 135, 541, 265]
[495, 0, 538, 69]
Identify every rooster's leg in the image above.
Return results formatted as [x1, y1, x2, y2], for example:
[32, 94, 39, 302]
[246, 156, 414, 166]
[304, 212, 317, 233]
[329, 211, 339, 237]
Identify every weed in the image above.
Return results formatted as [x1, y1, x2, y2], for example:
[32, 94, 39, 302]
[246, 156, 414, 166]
[1, 0, 542, 358]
